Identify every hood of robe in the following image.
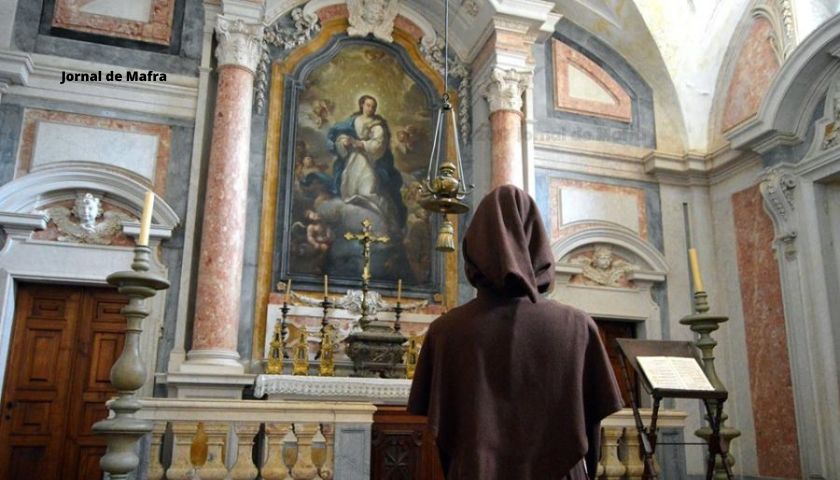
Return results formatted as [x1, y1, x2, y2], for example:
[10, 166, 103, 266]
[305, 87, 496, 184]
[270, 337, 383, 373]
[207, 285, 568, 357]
[463, 185, 555, 302]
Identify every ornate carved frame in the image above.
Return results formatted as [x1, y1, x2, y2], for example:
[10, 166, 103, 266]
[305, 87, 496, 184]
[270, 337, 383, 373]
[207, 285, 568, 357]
[252, 17, 461, 363]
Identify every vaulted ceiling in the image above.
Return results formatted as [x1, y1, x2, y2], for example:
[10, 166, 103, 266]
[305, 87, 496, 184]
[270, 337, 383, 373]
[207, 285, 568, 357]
[264, 0, 840, 153]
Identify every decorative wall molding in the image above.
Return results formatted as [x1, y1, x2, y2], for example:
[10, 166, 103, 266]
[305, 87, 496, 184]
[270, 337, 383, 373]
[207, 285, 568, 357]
[215, 15, 265, 73]
[347, 0, 400, 42]
[551, 39, 632, 122]
[419, 35, 471, 141]
[254, 375, 411, 403]
[752, 0, 797, 62]
[2, 50, 198, 120]
[255, 7, 321, 112]
[52, 0, 177, 45]
[759, 166, 798, 253]
[0, 164, 180, 230]
[482, 66, 532, 113]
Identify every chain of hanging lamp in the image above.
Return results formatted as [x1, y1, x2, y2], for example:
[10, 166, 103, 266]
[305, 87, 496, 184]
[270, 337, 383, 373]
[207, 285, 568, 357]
[419, 0, 474, 252]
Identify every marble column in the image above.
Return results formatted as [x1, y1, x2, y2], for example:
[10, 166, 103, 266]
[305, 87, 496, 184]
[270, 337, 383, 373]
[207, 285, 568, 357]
[184, 16, 263, 372]
[483, 67, 531, 189]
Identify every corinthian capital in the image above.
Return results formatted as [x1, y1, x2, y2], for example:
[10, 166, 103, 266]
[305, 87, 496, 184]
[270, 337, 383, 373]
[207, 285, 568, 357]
[482, 67, 532, 113]
[215, 15, 265, 73]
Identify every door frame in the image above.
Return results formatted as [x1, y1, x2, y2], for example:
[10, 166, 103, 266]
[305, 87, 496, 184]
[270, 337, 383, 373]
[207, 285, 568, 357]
[0, 166, 179, 398]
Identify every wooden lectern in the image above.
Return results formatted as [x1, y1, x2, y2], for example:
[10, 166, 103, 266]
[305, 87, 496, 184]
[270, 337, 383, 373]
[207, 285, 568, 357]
[616, 339, 733, 480]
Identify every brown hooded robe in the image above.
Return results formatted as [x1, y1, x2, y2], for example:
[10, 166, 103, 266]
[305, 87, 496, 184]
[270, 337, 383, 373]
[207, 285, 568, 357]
[408, 185, 623, 479]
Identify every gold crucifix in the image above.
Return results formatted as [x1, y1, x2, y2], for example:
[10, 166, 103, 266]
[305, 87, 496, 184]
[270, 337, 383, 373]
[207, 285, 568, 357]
[343, 219, 390, 284]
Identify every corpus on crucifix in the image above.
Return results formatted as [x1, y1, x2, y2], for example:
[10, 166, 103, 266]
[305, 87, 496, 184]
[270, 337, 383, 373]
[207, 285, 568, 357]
[343, 218, 390, 285]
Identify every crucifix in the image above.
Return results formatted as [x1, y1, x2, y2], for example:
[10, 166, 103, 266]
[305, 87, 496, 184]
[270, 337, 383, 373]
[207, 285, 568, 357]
[344, 219, 390, 329]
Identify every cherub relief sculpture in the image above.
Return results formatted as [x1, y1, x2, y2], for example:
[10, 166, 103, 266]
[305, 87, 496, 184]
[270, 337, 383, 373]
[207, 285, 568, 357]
[42, 192, 134, 245]
[570, 244, 637, 287]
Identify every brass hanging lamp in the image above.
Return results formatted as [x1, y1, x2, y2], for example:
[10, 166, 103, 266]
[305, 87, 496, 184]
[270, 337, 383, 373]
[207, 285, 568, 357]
[419, 0, 473, 252]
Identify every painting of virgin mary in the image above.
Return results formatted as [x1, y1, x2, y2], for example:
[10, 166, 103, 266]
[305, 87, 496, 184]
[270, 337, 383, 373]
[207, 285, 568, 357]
[283, 41, 438, 290]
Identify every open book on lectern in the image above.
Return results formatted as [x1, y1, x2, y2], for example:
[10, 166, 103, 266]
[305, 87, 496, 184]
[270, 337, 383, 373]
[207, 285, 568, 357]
[636, 356, 714, 391]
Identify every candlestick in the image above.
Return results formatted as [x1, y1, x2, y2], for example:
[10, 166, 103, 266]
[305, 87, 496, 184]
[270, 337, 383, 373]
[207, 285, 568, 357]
[285, 279, 292, 303]
[137, 191, 155, 246]
[324, 274, 328, 299]
[397, 279, 402, 303]
[688, 248, 705, 292]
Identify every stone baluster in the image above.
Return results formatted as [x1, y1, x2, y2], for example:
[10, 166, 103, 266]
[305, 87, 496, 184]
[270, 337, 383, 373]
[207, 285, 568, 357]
[600, 426, 626, 480]
[197, 422, 230, 480]
[166, 422, 199, 480]
[230, 422, 260, 479]
[291, 423, 319, 480]
[319, 423, 335, 480]
[146, 421, 168, 480]
[621, 427, 645, 479]
[263, 423, 293, 480]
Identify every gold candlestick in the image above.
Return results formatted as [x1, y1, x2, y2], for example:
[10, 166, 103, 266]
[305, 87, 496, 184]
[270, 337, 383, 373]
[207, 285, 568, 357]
[292, 329, 309, 376]
[319, 325, 336, 377]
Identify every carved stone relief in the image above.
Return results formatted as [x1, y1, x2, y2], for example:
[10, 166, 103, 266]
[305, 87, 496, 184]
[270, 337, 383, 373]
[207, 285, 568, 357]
[759, 167, 798, 256]
[36, 192, 136, 245]
[482, 67, 532, 114]
[419, 35, 471, 141]
[566, 244, 638, 288]
[215, 16, 265, 73]
[347, 0, 401, 42]
[255, 8, 322, 112]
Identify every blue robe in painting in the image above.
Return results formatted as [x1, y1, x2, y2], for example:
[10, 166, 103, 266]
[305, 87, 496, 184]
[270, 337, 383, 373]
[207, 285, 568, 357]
[327, 113, 407, 229]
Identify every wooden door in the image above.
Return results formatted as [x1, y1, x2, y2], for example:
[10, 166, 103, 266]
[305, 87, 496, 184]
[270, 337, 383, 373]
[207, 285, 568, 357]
[594, 319, 639, 408]
[0, 284, 127, 480]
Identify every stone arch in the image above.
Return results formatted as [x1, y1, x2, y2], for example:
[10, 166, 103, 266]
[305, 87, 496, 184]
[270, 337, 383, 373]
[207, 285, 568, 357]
[0, 164, 180, 397]
[549, 221, 667, 340]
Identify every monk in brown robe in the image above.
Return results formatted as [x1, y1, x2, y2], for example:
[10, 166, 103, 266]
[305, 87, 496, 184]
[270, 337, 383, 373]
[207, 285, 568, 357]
[408, 185, 623, 479]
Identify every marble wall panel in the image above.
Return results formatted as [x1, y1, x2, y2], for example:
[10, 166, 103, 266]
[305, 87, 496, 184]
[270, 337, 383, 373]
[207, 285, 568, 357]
[552, 39, 632, 122]
[16, 108, 171, 192]
[722, 18, 781, 132]
[534, 19, 656, 149]
[548, 177, 647, 240]
[14, 0, 201, 76]
[51, 0, 176, 45]
[732, 185, 801, 478]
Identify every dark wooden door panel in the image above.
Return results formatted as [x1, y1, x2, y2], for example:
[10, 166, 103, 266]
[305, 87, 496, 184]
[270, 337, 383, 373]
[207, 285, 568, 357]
[594, 319, 639, 408]
[0, 284, 126, 480]
[62, 289, 127, 479]
[372, 406, 445, 480]
[0, 285, 81, 480]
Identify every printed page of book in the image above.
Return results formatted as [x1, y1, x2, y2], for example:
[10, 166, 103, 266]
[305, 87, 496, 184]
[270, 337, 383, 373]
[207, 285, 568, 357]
[636, 356, 715, 391]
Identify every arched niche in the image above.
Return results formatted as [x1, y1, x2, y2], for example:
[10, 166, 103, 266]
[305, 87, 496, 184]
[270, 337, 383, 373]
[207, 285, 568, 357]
[0, 164, 179, 396]
[549, 220, 667, 341]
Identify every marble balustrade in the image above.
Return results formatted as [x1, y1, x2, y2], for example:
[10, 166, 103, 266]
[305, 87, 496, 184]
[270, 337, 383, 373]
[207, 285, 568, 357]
[134, 398, 684, 479]
[597, 408, 688, 480]
[136, 398, 376, 480]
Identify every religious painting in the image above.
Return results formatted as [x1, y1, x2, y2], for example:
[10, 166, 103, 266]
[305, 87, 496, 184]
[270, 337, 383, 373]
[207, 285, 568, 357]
[281, 41, 438, 291]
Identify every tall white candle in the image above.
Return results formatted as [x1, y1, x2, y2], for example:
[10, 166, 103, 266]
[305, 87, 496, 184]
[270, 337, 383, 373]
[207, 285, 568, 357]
[138, 191, 155, 246]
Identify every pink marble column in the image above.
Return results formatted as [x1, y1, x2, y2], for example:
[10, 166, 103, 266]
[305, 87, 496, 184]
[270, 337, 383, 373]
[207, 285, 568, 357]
[490, 110, 524, 188]
[483, 67, 531, 188]
[186, 16, 263, 371]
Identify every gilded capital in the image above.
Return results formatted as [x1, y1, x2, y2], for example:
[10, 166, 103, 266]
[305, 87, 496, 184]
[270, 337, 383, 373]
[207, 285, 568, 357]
[214, 15, 264, 73]
[482, 67, 532, 113]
